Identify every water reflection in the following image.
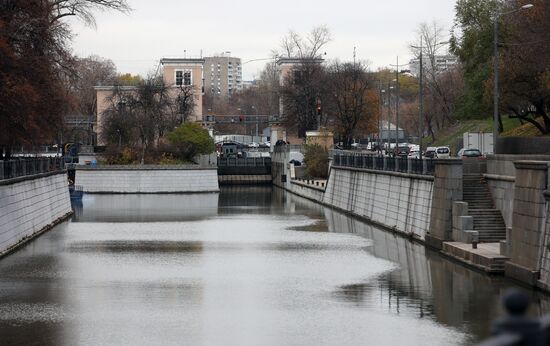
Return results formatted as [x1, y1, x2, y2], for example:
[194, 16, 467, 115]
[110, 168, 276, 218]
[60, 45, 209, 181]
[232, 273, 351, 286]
[282, 191, 550, 342]
[0, 187, 548, 345]
[73, 193, 219, 222]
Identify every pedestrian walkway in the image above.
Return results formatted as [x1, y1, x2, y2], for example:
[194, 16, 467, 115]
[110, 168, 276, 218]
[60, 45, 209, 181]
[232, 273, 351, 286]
[442, 241, 509, 273]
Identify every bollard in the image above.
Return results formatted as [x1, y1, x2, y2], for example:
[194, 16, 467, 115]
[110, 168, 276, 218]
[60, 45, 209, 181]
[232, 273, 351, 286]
[472, 240, 478, 249]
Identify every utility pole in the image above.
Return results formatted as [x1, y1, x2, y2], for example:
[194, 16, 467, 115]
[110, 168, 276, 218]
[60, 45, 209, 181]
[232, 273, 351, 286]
[387, 81, 392, 154]
[493, 13, 499, 153]
[378, 81, 384, 155]
[389, 58, 408, 152]
[395, 57, 400, 150]
[419, 39, 424, 160]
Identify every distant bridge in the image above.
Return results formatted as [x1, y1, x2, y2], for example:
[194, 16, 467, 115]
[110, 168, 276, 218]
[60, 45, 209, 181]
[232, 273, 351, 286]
[217, 157, 272, 185]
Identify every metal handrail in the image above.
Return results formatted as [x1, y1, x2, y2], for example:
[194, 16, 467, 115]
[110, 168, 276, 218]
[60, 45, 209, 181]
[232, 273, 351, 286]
[331, 151, 434, 176]
[0, 157, 65, 180]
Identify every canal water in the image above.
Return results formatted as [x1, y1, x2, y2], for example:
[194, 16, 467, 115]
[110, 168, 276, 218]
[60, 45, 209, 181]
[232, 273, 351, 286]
[1, 187, 549, 345]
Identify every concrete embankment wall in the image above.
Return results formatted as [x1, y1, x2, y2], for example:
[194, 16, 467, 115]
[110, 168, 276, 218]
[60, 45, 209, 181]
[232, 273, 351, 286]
[486, 155, 550, 228]
[540, 190, 550, 290]
[325, 167, 433, 240]
[0, 172, 72, 256]
[272, 150, 434, 240]
[76, 166, 219, 193]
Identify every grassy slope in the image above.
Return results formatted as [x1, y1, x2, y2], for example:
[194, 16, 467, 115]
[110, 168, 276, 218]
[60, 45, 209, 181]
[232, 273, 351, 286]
[426, 117, 543, 153]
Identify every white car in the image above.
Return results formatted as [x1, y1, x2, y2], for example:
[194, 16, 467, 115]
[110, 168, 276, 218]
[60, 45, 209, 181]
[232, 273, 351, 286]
[408, 150, 420, 159]
[435, 146, 451, 158]
[249, 142, 259, 148]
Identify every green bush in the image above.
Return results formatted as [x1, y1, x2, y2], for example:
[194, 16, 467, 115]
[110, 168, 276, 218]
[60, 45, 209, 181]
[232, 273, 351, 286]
[304, 144, 329, 179]
[104, 147, 139, 165]
[166, 123, 215, 161]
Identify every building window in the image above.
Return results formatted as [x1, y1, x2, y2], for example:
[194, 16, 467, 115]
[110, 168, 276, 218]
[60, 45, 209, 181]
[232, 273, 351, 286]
[176, 70, 192, 86]
[184, 71, 191, 86]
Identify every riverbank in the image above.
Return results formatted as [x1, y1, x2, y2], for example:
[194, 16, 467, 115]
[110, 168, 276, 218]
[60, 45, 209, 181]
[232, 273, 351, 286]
[0, 171, 72, 257]
[272, 149, 550, 294]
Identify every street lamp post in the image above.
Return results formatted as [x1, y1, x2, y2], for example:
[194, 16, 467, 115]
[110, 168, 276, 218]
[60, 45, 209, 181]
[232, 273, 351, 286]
[410, 39, 448, 160]
[389, 58, 408, 153]
[419, 43, 423, 160]
[395, 58, 400, 151]
[493, 3, 533, 153]
[379, 84, 384, 155]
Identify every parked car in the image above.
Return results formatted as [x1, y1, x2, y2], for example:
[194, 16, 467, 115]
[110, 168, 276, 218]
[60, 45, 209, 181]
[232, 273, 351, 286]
[425, 147, 437, 159]
[435, 146, 450, 158]
[393, 145, 410, 157]
[408, 150, 420, 159]
[457, 148, 483, 159]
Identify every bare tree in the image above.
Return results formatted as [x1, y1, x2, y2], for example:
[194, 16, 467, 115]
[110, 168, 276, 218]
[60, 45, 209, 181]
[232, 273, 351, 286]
[280, 62, 328, 138]
[102, 76, 179, 160]
[276, 26, 332, 138]
[48, 0, 131, 27]
[72, 55, 118, 116]
[174, 85, 196, 124]
[327, 61, 379, 149]
[278, 26, 331, 59]
[410, 21, 462, 141]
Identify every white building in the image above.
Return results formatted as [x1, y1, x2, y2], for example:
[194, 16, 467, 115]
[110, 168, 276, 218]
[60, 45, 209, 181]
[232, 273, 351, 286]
[409, 54, 458, 77]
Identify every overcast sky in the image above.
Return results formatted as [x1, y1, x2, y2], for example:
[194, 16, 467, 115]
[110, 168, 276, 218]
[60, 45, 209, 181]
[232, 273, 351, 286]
[68, 0, 457, 80]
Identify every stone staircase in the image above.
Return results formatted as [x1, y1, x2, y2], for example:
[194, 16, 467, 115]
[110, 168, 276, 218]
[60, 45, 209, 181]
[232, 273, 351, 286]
[463, 174, 507, 243]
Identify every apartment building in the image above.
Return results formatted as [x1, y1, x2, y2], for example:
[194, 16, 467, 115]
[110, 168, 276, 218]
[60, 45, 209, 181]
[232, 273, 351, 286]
[408, 54, 458, 77]
[95, 58, 205, 145]
[204, 53, 242, 97]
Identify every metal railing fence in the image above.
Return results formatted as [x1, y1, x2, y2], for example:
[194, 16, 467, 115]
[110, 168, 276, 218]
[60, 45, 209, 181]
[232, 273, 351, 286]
[0, 157, 65, 180]
[217, 157, 272, 167]
[331, 150, 434, 176]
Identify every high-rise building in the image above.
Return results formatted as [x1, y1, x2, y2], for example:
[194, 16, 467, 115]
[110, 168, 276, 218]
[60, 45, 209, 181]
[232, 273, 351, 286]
[408, 54, 458, 77]
[204, 53, 242, 97]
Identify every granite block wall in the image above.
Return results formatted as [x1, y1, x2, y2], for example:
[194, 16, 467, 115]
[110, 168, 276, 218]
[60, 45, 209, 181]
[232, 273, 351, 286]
[485, 176, 515, 228]
[323, 167, 434, 240]
[76, 168, 219, 193]
[428, 159, 463, 247]
[538, 191, 550, 290]
[508, 162, 548, 270]
[0, 172, 72, 255]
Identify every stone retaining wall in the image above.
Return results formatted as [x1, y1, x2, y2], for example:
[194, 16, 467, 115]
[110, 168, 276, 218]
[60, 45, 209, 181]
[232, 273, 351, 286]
[539, 191, 550, 291]
[76, 166, 219, 193]
[485, 174, 515, 228]
[324, 167, 434, 240]
[272, 150, 434, 240]
[289, 181, 325, 202]
[0, 172, 72, 256]
[505, 161, 549, 285]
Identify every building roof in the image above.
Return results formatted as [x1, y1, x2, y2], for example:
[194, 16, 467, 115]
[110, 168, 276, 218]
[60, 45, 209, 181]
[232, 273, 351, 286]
[160, 57, 205, 65]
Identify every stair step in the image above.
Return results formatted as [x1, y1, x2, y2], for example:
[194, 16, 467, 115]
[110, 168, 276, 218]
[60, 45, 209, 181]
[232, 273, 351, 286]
[470, 209, 500, 215]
